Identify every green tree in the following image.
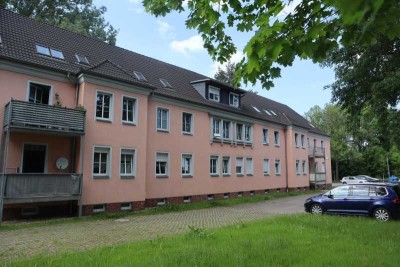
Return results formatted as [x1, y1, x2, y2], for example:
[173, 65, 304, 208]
[0, 0, 118, 45]
[143, 0, 400, 88]
[214, 61, 236, 85]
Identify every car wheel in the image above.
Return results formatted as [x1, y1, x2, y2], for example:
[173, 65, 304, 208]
[342, 182, 347, 184]
[373, 207, 391, 222]
[310, 204, 323, 215]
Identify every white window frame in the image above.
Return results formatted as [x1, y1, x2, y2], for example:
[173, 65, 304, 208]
[209, 155, 220, 176]
[262, 128, 269, 145]
[121, 202, 132, 211]
[92, 146, 112, 179]
[119, 148, 136, 178]
[155, 152, 169, 177]
[95, 90, 114, 122]
[222, 120, 231, 140]
[274, 131, 280, 146]
[181, 153, 194, 177]
[301, 134, 305, 148]
[229, 93, 239, 107]
[263, 158, 270, 175]
[236, 123, 243, 141]
[294, 133, 299, 148]
[212, 118, 221, 138]
[295, 160, 300, 175]
[208, 86, 220, 102]
[275, 159, 281, 175]
[236, 157, 244, 175]
[302, 160, 307, 175]
[222, 156, 231, 176]
[182, 112, 194, 135]
[156, 107, 170, 132]
[245, 157, 254, 176]
[26, 81, 53, 105]
[244, 125, 252, 143]
[121, 96, 138, 125]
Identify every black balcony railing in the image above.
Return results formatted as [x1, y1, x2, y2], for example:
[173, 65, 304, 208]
[3, 100, 85, 135]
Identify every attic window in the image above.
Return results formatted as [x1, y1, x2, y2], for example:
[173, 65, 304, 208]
[160, 78, 172, 88]
[76, 54, 90, 65]
[309, 123, 315, 128]
[270, 110, 277, 116]
[0, 34, 2, 44]
[264, 109, 272, 115]
[50, 49, 64, 59]
[252, 106, 261, 113]
[134, 71, 147, 82]
[36, 45, 50, 56]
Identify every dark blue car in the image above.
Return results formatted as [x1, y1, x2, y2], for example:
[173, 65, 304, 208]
[304, 183, 400, 221]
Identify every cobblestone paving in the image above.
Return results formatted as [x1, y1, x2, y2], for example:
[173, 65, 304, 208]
[0, 194, 314, 262]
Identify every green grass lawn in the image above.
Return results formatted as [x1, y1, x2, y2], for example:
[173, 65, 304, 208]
[5, 214, 399, 267]
[0, 190, 316, 231]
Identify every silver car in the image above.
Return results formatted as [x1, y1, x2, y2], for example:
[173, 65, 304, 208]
[341, 176, 367, 184]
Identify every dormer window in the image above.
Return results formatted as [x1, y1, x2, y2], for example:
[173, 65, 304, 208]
[208, 86, 220, 102]
[160, 78, 172, 88]
[134, 71, 147, 82]
[229, 93, 239, 107]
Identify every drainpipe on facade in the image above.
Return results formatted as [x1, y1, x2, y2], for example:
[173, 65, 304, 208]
[284, 126, 289, 193]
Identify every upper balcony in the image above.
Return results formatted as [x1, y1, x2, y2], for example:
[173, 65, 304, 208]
[3, 100, 86, 135]
[308, 147, 325, 158]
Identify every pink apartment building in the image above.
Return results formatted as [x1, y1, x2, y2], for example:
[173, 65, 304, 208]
[0, 9, 331, 222]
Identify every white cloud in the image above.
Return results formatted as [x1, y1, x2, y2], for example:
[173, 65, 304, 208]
[279, 0, 301, 16]
[170, 35, 204, 55]
[157, 20, 176, 40]
[128, 0, 144, 14]
[128, 0, 141, 4]
[209, 51, 244, 77]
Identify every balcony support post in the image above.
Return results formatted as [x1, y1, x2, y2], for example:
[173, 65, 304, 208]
[78, 135, 85, 217]
[0, 127, 10, 224]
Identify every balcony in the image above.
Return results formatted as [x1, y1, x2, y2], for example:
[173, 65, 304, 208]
[3, 100, 85, 135]
[1, 173, 82, 204]
[309, 173, 326, 183]
[308, 147, 325, 158]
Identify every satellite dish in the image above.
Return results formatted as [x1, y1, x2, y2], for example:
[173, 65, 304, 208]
[56, 157, 69, 170]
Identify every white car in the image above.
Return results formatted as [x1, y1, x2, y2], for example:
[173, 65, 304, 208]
[341, 176, 368, 184]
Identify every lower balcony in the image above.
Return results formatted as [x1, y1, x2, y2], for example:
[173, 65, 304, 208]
[1, 173, 82, 204]
[309, 172, 326, 184]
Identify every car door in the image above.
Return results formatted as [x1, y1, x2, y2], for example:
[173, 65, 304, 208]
[323, 186, 351, 214]
[345, 185, 371, 215]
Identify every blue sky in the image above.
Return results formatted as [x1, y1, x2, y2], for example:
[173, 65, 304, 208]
[94, 0, 334, 115]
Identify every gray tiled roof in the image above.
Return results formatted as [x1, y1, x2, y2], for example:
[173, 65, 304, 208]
[0, 8, 326, 135]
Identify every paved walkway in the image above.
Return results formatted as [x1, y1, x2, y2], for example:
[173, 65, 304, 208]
[0, 194, 314, 262]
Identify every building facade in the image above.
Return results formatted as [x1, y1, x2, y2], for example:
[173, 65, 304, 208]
[0, 9, 331, 222]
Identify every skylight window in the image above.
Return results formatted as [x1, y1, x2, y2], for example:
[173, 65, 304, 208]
[270, 110, 277, 116]
[252, 106, 261, 112]
[264, 109, 272, 115]
[36, 45, 50, 56]
[134, 71, 147, 82]
[50, 49, 64, 59]
[76, 54, 90, 65]
[160, 78, 172, 88]
[309, 123, 315, 128]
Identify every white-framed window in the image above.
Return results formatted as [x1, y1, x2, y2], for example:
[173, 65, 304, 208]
[236, 157, 244, 175]
[295, 160, 300, 175]
[263, 159, 270, 175]
[27, 81, 52, 105]
[121, 202, 132, 211]
[121, 96, 137, 125]
[96, 91, 113, 121]
[120, 148, 135, 178]
[93, 146, 111, 178]
[181, 154, 193, 177]
[244, 125, 252, 142]
[229, 93, 239, 107]
[274, 131, 280, 146]
[208, 86, 220, 102]
[294, 133, 299, 147]
[93, 204, 106, 213]
[156, 107, 169, 131]
[301, 134, 305, 148]
[322, 162, 326, 173]
[223, 120, 231, 139]
[275, 159, 281, 175]
[302, 160, 307, 174]
[321, 140, 324, 149]
[315, 162, 318, 172]
[212, 118, 221, 138]
[155, 152, 169, 177]
[245, 157, 253, 175]
[210, 155, 220, 176]
[236, 123, 243, 141]
[182, 112, 193, 134]
[222, 156, 231, 175]
[262, 128, 269, 144]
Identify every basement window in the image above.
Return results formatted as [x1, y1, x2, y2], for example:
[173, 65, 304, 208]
[93, 204, 106, 213]
[183, 196, 192, 203]
[21, 207, 39, 216]
[134, 71, 147, 82]
[157, 198, 166, 206]
[207, 194, 214, 201]
[224, 193, 229, 199]
[121, 203, 132, 211]
[76, 54, 90, 65]
[250, 190, 255, 196]
[238, 192, 243, 197]
[265, 190, 269, 195]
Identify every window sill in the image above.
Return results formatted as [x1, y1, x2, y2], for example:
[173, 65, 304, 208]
[96, 118, 112, 123]
[274, 144, 280, 147]
[237, 174, 244, 177]
[120, 175, 135, 179]
[222, 174, 231, 177]
[264, 174, 270, 176]
[93, 175, 110, 179]
[276, 174, 281, 176]
[156, 175, 169, 179]
[263, 143, 269, 146]
[157, 129, 169, 133]
[122, 121, 137, 126]
[210, 174, 219, 177]
[182, 175, 193, 178]
[246, 174, 254, 176]
[182, 132, 193, 136]
[295, 146, 299, 148]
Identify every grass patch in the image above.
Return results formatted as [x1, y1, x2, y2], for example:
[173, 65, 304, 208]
[4, 214, 399, 266]
[0, 190, 317, 231]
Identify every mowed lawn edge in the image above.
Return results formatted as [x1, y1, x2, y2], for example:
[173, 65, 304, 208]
[0, 190, 318, 231]
[4, 214, 399, 267]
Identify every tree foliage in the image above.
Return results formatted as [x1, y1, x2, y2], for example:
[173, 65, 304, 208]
[143, 0, 400, 88]
[214, 61, 236, 85]
[0, 0, 118, 45]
